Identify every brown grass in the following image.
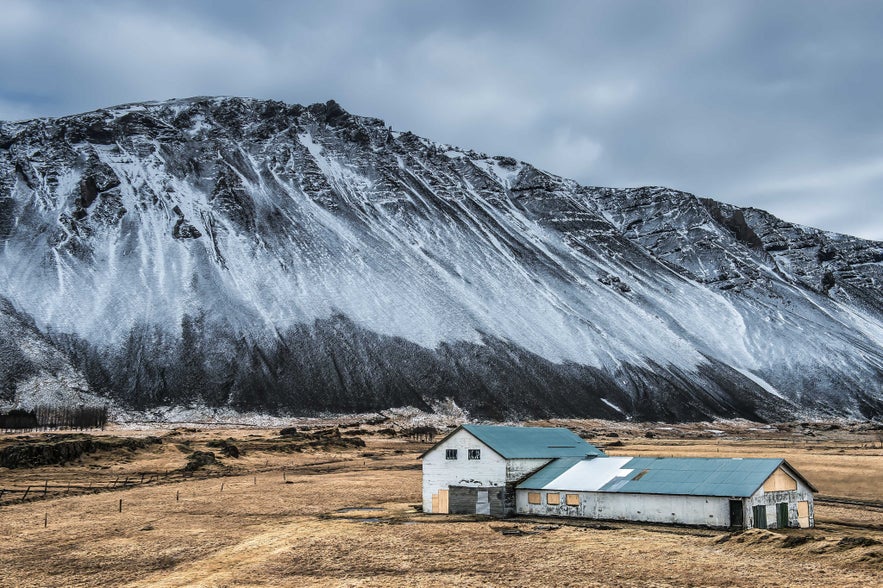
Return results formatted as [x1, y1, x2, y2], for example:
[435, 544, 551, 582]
[0, 421, 880, 587]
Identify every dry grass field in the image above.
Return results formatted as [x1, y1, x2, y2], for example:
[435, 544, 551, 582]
[0, 419, 881, 587]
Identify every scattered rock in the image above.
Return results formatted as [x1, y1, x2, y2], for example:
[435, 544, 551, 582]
[206, 439, 242, 458]
[184, 450, 217, 471]
[0, 435, 161, 469]
[836, 536, 881, 549]
[781, 535, 813, 548]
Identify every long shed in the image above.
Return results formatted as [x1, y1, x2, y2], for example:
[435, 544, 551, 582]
[516, 455, 817, 529]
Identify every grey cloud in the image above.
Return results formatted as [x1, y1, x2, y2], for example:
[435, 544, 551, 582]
[1, 0, 880, 239]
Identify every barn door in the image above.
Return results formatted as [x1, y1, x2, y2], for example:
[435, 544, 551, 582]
[437, 489, 449, 514]
[752, 505, 767, 529]
[728, 500, 744, 530]
[776, 503, 789, 528]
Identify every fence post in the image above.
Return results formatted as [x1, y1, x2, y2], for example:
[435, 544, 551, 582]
[119, 499, 122, 513]
[44, 513, 48, 528]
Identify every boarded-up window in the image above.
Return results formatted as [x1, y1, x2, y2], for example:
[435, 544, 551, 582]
[546, 493, 560, 505]
[565, 494, 580, 506]
[763, 467, 798, 492]
[528, 492, 541, 505]
[468, 449, 481, 460]
[797, 500, 810, 528]
[445, 449, 458, 460]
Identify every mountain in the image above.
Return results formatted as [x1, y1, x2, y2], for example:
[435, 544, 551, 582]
[0, 97, 881, 421]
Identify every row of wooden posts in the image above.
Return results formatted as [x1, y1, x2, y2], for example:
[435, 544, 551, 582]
[26, 471, 290, 529]
[1, 468, 298, 508]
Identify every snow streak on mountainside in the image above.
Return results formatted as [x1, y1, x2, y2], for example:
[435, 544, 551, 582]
[0, 97, 881, 420]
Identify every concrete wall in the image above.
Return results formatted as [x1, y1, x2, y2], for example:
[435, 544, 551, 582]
[422, 429, 506, 513]
[449, 486, 507, 517]
[516, 490, 731, 527]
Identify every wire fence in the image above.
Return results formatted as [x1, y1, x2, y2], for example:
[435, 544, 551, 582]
[0, 457, 355, 506]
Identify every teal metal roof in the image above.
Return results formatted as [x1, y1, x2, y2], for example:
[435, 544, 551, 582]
[602, 457, 783, 497]
[461, 425, 604, 459]
[516, 456, 815, 497]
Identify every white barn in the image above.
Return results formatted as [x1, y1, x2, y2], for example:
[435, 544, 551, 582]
[516, 455, 817, 529]
[420, 424, 605, 515]
[421, 425, 817, 529]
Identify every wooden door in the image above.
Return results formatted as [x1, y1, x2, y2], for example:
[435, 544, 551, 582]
[728, 500, 744, 530]
[752, 505, 767, 529]
[438, 489, 449, 514]
[776, 503, 789, 528]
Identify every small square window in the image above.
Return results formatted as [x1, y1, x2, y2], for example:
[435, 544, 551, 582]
[565, 494, 580, 506]
[528, 492, 541, 505]
[445, 449, 458, 460]
[546, 493, 560, 505]
[468, 449, 481, 460]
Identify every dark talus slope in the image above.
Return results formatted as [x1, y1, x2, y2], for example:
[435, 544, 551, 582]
[0, 97, 880, 420]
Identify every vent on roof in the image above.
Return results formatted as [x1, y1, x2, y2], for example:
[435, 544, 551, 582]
[632, 469, 650, 481]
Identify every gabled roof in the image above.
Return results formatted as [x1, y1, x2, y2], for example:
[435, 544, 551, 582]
[420, 425, 604, 460]
[518, 456, 818, 497]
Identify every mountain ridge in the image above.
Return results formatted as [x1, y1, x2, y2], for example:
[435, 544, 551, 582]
[1, 97, 881, 420]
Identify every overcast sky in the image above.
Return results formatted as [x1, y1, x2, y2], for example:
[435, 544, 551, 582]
[2, 0, 881, 240]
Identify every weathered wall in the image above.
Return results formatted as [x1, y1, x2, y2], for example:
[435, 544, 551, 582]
[449, 485, 506, 517]
[505, 458, 552, 483]
[422, 429, 506, 513]
[745, 469, 815, 528]
[516, 490, 732, 527]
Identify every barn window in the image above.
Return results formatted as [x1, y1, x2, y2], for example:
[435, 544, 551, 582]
[565, 494, 580, 506]
[468, 449, 481, 460]
[445, 449, 458, 460]
[546, 493, 560, 505]
[528, 492, 541, 505]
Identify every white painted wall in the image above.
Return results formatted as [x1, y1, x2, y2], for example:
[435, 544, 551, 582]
[516, 490, 731, 526]
[422, 429, 506, 513]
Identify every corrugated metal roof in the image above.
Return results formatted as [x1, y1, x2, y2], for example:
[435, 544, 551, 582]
[518, 456, 796, 497]
[601, 457, 784, 497]
[460, 425, 605, 459]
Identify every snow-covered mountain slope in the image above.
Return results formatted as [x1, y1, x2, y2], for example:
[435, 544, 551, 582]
[0, 97, 880, 420]
[0, 296, 99, 410]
